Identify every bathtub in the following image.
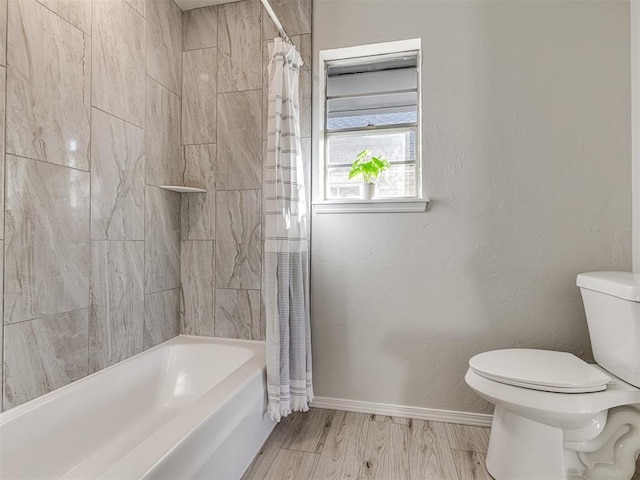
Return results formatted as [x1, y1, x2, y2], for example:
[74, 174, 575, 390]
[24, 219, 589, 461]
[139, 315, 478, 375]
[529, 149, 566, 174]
[0, 335, 276, 479]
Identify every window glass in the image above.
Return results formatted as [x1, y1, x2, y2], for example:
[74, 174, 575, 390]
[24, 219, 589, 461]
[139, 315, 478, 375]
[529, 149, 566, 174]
[324, 51, 420, 200]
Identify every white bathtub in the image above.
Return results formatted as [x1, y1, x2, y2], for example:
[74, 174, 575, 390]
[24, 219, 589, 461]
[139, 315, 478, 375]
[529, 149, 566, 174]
[0, 335, 276, 479]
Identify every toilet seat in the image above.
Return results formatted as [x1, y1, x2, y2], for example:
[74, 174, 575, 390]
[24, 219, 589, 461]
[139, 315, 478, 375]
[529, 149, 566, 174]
[469, 349, 611, 393]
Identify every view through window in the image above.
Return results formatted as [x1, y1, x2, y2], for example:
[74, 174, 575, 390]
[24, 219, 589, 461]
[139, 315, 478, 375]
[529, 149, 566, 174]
[324, 51, 421, 200]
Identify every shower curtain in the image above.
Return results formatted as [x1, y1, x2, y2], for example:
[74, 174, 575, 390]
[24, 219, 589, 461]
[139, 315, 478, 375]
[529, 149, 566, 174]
[264, 38, 313, 421]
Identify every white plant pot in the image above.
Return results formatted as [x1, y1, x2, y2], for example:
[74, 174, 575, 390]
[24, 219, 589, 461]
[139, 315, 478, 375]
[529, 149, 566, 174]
[360, 183, 375, 200]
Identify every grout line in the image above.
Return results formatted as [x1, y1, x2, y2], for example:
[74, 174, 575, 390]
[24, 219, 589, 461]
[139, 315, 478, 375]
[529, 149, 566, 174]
[91, 105, 144, 131]
[146, 70, 182, 99]
[32, 0, 91, 38]
[217, 86, 263, 96]
[4, 307, 90, 328]
[5, 152, 90, 174]
[145, 286, 181, 297]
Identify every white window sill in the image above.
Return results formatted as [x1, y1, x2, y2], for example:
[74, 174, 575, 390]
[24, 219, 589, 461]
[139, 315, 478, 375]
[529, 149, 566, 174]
[313, 198, 429, 214]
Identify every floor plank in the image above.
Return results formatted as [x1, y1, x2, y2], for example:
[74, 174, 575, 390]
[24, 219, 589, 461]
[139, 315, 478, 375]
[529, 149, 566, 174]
[312, 411, 370, 480]
[262, 449, 320, 480]
[282, 408, 336, 454]
[444, 424, 491, 454]
[371, 415, 412, 426]
[452, 450, 493, 480]
[242, 416, 294, 480]
[359, 419, 410, 480]
[408, 420, 459, 480]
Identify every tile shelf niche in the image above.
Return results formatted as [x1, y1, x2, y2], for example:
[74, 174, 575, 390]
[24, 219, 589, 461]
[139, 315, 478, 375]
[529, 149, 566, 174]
[158, 186, 207, 193]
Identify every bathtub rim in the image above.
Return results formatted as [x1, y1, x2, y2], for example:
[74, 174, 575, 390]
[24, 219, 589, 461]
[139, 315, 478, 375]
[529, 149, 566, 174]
[0, 335, 265, 425]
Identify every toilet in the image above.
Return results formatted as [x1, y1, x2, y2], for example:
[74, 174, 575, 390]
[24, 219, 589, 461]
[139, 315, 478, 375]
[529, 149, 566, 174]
[465, 272, 640, 480]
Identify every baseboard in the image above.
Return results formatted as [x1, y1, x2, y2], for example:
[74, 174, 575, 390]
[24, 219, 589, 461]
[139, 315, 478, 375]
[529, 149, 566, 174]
[310, 396, 493, 427]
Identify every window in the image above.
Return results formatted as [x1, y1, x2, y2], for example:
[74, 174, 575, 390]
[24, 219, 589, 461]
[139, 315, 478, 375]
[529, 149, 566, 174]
[317, 39, 426, 212]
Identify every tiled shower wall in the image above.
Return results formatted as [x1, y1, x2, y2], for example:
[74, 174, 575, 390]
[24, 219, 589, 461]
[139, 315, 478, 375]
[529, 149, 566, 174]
[179, 0, 312, 340]
[0, 0, 184, 410]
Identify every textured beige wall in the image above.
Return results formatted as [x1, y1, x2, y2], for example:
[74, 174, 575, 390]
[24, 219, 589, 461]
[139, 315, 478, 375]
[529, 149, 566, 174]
[311, 0, 632, 414]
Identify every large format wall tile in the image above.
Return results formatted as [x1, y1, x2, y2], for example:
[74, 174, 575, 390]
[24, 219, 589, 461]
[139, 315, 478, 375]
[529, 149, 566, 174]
[92, 0, 145, 127]
[182, 144, 216, 240]
[215, 288, 260, 340]
[262, 0, 311, 38]
[0, 0, 7, 67]
[146, 0, 182, 95]
[37, 0, 91, 34]
[125, 0, 144, 17]
[3, 310, 89, 409]
[91, 108, 145, 241]
[146, 78, 182, 186]
[0, 241, 3, 407]
[89, 241, 144, 373]
[0, 66, 5, 239]
[183, 6, 217, 51]
[216, 190, 261, 289]
[218, 0, 261, 93]
[7, 0, 90, 170]
[181, 241, 214, 336]
[145, 186, 181, 293]
[5, 156, 90, 324]
[217, 90, 262, 190]
[182, 48, 217, 145]
[144, 288, 180, 349]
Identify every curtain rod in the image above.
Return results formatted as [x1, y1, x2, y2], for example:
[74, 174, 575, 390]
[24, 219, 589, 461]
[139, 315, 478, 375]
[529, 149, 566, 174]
[260, 0, 293, 44]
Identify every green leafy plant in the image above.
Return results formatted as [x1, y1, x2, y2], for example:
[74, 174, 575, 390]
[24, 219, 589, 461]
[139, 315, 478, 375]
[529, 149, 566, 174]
[348, 149, 391, 184]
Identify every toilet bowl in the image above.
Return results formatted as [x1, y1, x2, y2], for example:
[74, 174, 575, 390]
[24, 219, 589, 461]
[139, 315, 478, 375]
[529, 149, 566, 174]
[465, 272, 640, 480]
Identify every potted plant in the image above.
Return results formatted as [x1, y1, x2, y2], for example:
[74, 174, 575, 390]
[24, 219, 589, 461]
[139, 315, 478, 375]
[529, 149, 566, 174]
[348, 149, 391, 200]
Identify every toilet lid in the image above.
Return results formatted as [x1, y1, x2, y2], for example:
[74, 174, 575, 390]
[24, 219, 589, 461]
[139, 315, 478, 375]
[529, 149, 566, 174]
[469, 349, 611, 393]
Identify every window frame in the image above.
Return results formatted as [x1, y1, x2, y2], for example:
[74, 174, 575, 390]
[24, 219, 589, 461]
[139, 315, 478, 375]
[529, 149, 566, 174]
[316, 38, 428, 213]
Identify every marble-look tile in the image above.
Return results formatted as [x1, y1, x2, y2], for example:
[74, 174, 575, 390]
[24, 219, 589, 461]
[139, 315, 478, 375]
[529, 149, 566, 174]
[125, 0, 144, 17]
[216, 190, 261, 289]
[182, 48, 217, 145]
[146, 0, 182, 95]
[183, 6, 217, 51]
[92, 0, 145, 127]
[0, 0, 7, 67]
[218, 0, 261, 93]
[217, 90, 262, 190]
[262, 0, 311, 39]
[91, 108, 145, 241]
[145, 186, 181, 293]
[181, 241, 214, 336]
[3, 310, 89, 409]
[89, 241, 144, 373]
[0, 241, 3, 409]
[144, 288, 180, 349]
[215, 289, 260, 340]
[37, 0, 91, 34]
[7, 0, 90, 170]
[0, 67, 5, 239]
[5, 155, 90, 324]
[146, 78, 182, 186]
[182, 144, 216, 240]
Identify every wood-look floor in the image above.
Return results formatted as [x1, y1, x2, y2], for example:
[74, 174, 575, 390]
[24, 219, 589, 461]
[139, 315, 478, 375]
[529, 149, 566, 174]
[243, 408, 640, 480]
[242, 408, 492, 480]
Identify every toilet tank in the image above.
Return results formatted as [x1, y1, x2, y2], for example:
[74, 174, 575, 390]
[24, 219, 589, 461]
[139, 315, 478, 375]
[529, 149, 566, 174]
[577, 272, 640, 388]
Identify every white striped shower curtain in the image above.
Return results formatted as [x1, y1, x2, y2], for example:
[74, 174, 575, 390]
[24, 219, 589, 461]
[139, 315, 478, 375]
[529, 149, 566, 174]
[264, 38, 313, 421]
